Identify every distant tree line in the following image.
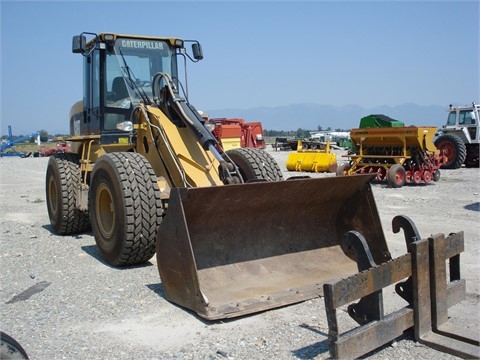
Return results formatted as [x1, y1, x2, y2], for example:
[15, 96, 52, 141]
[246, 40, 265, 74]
[3, 126, 351, 144]
[0, 130, 66, 143]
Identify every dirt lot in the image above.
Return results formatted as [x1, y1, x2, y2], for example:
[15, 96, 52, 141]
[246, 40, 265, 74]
[0, 148, 479, 359]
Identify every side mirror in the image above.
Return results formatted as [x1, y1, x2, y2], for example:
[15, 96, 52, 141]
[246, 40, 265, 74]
[192, 43, 203, 61]
[470, 111, 477, 120]
[72, 35, 86, 54]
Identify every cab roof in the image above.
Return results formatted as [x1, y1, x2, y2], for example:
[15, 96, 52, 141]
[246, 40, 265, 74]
[93, 33, 183, 47]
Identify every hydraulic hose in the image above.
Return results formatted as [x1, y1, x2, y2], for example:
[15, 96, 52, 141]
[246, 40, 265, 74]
[152, 72, 243, 183]
[152, 72, 218, 151]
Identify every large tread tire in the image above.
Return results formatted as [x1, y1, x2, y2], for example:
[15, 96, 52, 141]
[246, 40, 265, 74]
[465, 144, 479, 168]
[1, 331, 29, 359]
[45, 153, 90, 235]
[89, 152, 162, 266]
[226, 148, 284, 181]
[434, 133, 467, 169]
[387, 164, 406, 188]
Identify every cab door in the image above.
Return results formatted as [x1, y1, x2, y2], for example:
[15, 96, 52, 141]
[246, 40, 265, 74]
[81, 49, 102, 134]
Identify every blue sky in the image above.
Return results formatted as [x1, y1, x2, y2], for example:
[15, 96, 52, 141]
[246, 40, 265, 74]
[1, 0, 479, 135]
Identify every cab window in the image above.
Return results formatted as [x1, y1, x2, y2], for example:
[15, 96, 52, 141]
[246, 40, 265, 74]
[446, 112, 457, 125]
[102, 38, 176, 131]
[459, 110, 475, 125]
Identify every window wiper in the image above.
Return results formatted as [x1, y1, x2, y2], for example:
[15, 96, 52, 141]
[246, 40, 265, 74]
[117, 48, 151, 105]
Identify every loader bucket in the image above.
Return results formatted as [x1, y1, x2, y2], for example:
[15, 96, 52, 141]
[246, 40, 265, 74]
[156, 175, 390, 320]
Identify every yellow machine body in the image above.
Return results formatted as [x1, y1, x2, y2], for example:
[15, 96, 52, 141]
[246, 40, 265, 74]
[345, 126, 440, 174]
[286, 140, 338, 173]
[349, 126, 439, 155]
[339, 125, 444, 187]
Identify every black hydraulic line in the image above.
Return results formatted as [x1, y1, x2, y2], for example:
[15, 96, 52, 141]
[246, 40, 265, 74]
[176, 101, 218, 150]
[152, 72, 218, 151]
[151, 72, 244, 184]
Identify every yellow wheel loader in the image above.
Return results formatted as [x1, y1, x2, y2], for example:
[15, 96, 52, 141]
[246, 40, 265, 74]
[46, 32, 392, 320]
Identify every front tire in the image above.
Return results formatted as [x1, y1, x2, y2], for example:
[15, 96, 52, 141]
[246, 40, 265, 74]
[226, 148, 283, 181]
[45, 153, 90, 234]
[434, 134, 467, 169]
[387, 164, 406, 188]
[89, 153, 162, 266]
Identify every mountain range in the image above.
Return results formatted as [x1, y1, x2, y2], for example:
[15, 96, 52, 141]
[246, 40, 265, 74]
[206, 103, 448, 131]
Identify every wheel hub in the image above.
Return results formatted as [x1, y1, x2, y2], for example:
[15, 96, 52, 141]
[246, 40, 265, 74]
[48, 176, 58, 216]
[96, 183, 115, 239]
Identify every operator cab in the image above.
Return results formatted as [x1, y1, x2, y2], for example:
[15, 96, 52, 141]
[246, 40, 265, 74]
[446, 106, 477, 126]
[445, 103, 479, 142]
[70, 33, 191, 144]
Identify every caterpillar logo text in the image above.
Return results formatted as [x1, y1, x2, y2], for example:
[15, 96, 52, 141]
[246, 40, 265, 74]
[121, 40, 164, 50]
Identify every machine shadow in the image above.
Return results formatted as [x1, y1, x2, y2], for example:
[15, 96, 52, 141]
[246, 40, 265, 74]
[145, 282, 216, 325]
[145, 282, 315, 327]
[465, 202, 479, 212]
[41, 224, 93, 239]
[146, 283, 165, 298]
[291, 323, 329, 359]
[80, 244, 155, 270]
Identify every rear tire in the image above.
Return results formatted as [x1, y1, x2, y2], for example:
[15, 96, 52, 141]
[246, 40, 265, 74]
[45, 153, 90, 234]
[387, 164, 406, 188]
[226, 148, 283, 181]
[434, 134, 467, 169]
[465, 144, 479, 168]
[89, 152, 162, 266]
[1, 331, 29, 359]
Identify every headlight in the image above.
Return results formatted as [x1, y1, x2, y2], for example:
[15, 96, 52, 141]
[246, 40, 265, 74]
[116, 121, 133, 132]
[174, 39, 184, 48]
[103, 33, 115, 41]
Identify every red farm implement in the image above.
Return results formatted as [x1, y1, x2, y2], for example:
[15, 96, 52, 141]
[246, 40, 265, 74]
[206, 118, 266, 150]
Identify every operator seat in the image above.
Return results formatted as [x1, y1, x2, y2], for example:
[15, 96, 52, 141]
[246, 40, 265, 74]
[111, 77, 129, 101]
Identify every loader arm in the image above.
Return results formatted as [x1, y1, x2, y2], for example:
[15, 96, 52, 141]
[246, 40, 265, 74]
[134, 103, 226, 189]
[126, 71, 244, 190]
[148, 72, 243, 185]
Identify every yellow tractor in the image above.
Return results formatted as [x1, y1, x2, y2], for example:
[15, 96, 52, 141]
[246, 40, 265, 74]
[45, 32, 392, 320]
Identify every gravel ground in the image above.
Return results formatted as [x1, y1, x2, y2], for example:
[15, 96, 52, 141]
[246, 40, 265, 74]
[0, 147, 479, 360]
